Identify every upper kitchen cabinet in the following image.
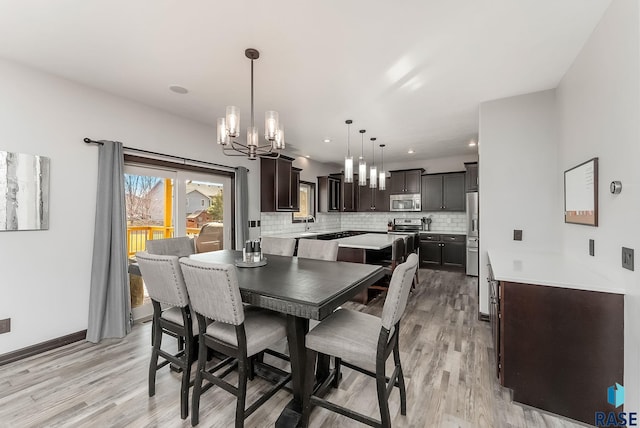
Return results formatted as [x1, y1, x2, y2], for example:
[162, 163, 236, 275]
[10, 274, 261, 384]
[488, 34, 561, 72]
[260, 156, 300, 212]
[357, 176, 389, 212]
[465, 162, 479, 192]
[318, 175, 342, 212]
[389, 169, 424, 194]
[421, 172, 466, 211]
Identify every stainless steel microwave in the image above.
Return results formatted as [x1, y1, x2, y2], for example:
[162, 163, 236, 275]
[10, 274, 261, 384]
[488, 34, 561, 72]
[390, 194, 421, 211]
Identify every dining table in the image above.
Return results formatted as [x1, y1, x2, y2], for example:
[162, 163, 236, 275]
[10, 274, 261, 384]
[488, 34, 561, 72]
[187, 249, 385, 427]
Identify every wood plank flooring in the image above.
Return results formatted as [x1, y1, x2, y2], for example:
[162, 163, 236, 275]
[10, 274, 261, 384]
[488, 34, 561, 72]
[0, 269, 588, 428]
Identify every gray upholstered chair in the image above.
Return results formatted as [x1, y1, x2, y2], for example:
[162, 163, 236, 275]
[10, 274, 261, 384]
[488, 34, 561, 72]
[301, 253, 419, 428]
[146, 236, 195, 257]
[261, 236, 296, 256]
[297, 239, 339, 261]
[135, 251, 199, 420]
[178, 258, 292, 427]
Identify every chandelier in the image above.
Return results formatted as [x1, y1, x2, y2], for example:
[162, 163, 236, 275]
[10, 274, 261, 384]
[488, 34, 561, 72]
[216, 48, 284, 160]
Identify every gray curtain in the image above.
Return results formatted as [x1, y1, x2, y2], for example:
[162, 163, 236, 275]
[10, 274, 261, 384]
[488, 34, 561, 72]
[235, 166, 249, 249]
[87, 140, 131, 343]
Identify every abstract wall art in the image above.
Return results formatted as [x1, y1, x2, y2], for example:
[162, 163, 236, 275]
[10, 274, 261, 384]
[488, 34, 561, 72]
[0, 151, 50, 231]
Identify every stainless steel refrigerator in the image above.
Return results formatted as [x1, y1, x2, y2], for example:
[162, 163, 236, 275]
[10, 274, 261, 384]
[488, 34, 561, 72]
[466, 192, 479, 276]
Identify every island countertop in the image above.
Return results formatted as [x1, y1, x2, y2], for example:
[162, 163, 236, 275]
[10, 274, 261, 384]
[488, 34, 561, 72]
[332, 233, 398, 250]
[488, 249, 624, 294]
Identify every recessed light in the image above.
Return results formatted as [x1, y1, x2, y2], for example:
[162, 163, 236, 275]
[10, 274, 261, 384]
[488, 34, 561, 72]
[408, 149, 415, 154]
[305, 155, 310, 158]
[323, 139, 331, 143]
[468, 141, 477, 147]
[169, 84, 188, 94]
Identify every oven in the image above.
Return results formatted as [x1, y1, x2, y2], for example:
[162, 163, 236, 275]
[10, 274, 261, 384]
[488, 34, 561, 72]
[389, 194, 421, 212]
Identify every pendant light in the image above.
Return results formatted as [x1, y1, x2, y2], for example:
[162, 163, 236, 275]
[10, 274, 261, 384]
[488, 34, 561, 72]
[378, 144, 386, 191]
[344, 120, 353, 183]
[369, 137, 377, 189]
[358, 129, 367, 186]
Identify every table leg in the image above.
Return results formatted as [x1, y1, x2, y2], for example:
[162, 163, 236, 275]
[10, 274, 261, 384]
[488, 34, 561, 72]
[276, 315, 309, 428]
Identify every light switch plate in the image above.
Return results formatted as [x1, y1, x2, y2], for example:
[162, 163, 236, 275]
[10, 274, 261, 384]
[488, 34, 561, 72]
[622, 247, 634, 271]
[589, 239, 595, 256]
[0, 318, 10, 334]
[513, 230, 523, 241]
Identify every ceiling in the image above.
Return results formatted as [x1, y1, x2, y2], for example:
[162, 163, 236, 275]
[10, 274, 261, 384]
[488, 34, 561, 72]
[0, 0, 611, 165]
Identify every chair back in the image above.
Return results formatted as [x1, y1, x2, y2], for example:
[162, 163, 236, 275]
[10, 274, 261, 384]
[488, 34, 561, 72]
[381, 253, 418, 330]
[146, 237, 195, 257]
[179, 258, 245, 326]
[391, 238, 405, 263]
[135, 252, 190, 308]
[297, 239, 339, 261]
[261, 236, 296, 256]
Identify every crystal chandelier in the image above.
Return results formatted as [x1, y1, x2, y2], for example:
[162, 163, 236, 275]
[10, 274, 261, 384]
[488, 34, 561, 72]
[216, 48, 284, 160]
[369, 137, 377, 189]
[358, 129, 367, 186]
[378, 144, 386, 191]
[344, 120, 353, 183]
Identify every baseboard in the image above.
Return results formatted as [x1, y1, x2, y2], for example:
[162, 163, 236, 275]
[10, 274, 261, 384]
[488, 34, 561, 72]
[0, 330, 87, 366]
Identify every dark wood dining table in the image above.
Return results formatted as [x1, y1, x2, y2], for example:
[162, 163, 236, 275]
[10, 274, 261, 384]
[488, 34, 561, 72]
[188, 249, 385, 427]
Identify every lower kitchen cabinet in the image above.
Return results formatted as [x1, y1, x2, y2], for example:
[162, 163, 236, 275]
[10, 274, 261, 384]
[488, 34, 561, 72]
[419, 234, 465, 268]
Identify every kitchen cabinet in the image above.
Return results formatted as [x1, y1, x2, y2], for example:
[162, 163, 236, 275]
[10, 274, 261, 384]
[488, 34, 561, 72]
[389, 169, 423, 194]
[318, 175, 341, 212]
[488, 266, 623, 425]
[341, 174, 358, 212]
[357, 177, 389, 212]
[465, 162, 478, 192]
[421, 172, 465, 211]
[419, 234, 465, 268]
[261, 156, 300, 212]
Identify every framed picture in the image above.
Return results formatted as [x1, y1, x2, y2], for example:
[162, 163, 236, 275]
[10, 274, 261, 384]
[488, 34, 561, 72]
[564, 157, 598, 226]
[0, 151, 50, 231]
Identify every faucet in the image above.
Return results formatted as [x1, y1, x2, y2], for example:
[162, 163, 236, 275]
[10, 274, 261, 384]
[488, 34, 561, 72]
[305, 215, 316, 231]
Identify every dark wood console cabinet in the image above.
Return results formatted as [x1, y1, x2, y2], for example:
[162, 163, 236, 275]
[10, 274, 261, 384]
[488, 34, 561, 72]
[489, 268, 624, 425]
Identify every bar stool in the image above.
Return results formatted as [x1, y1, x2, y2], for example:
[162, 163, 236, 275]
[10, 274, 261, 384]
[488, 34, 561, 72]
[301, 254, 419, 428]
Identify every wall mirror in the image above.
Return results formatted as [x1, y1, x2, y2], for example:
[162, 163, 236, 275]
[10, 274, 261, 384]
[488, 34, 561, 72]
[0, 151, 50, 231]
[564, 157, 598, 226]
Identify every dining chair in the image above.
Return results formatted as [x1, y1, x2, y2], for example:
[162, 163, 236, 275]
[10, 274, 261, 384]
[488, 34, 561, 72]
[297, 239, 339, 261]
[146, 236, 196, 257]
[404, 234, 419, 289]
[261, 236, 296, 256]
[135, 251, 199, 420]
[301, 253, 419, 428]
[178, 258, 292, 428]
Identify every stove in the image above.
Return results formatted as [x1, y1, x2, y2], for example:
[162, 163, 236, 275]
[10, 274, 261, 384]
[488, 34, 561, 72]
[390, 218, 423, 233]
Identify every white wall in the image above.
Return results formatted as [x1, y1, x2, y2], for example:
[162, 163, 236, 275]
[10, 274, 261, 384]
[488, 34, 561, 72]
[0, 58, 338, 354]
[556, 0, 640, 408]
[478, 90, 560, 315]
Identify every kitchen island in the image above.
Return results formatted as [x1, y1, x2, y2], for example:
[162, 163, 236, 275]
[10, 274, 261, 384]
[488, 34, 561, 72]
[488, 249, 624, 425]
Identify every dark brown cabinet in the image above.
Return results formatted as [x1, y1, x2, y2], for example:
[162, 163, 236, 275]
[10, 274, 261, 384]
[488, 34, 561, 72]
[318, 175, 341, 212]
[389, 169, 423, 194]
[421, 172, 465, 211]
[419, 234, 465, 268]
[357, 177, 389, 212]
[341, 175, 358, 212]
[260, 156, 300, 212]
[465, 162, 478, 192]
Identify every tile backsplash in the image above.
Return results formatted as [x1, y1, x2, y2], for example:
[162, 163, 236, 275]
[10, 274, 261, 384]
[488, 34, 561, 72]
[260, 211, 466, 235]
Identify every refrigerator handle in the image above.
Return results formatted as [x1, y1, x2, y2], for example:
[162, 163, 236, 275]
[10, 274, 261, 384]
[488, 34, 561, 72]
[472, 219, 478, 233]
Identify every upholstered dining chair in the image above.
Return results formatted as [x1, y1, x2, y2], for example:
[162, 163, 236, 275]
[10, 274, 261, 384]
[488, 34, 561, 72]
[301, 253, 419, 428]
[178, 258, 292, 428]
[136, 251, 199, 420]
[261, 236, 296, 256]
[297, 239, 339, 261]
[146, 236, 195, 257]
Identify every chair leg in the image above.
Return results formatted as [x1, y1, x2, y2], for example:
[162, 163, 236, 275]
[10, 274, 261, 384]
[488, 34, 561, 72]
[301, 349, 318, 427]
[148, 320, 163, 397]
[332, 357, 342, 388]
[191, 339, 207, 427]
[393, 344, 407, 416]
[376, 366, 391, 428]
[235, 358, 248, 428]
[180, 334, 192, 420]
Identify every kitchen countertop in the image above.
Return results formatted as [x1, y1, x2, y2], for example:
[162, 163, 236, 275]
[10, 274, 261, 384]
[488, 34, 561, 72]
[488, 249, 624, 294]
[332, 233, 397, 250]
[263, 229, 466, 239]
[418, 231, 466, 235]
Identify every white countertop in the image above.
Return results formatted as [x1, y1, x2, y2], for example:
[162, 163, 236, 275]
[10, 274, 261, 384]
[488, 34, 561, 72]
[419, 230, 467, 235]
[263, 229, 465, 239]
[333, 233, 397, 250]
[488, 249, 625, 294]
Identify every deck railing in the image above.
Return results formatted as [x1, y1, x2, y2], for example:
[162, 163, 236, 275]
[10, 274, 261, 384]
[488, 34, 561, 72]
[127, 226, 202, 257]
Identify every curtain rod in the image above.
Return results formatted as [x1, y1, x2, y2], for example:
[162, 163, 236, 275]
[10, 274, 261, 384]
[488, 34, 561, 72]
[83, 137, 249, 172]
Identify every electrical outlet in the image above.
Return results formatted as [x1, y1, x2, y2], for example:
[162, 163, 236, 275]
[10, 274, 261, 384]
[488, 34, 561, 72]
[513, 229, 523, 241]
[622, 247, 634, 271]
[0, 318, 10, 334]
[589, 239, 595, 256]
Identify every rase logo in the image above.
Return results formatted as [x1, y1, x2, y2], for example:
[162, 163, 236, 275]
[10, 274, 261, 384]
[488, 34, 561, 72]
[595, 383, 638, 427]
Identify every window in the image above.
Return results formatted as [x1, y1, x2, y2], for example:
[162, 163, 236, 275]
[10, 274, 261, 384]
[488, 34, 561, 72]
[293, 181, 316, 222]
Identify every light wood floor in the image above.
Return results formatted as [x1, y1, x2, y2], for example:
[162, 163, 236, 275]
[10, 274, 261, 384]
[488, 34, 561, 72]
[0, 269, 588, 428]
